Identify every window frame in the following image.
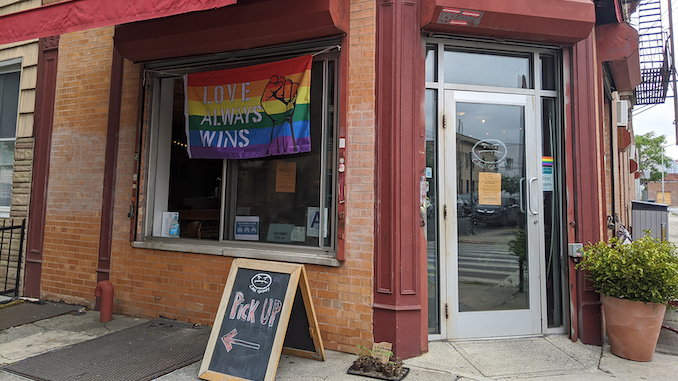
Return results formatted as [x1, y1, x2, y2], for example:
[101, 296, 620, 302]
[0, 58, 22, 217]
[133, 50, 341, 267]
[424, 38, 566, 337]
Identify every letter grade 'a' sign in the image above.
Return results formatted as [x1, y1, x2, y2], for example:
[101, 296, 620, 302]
[199, 259, 324, 381]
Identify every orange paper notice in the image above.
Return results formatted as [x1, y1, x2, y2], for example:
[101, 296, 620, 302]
[478, 172, 501, 205]
[275, 162, 297, 193]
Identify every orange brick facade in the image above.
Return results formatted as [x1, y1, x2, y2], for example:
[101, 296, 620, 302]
[602, 94, 635, 236]
[40, 28, 113, 306]
[39, 1, 377, 354]
[9, 0, 646, 358]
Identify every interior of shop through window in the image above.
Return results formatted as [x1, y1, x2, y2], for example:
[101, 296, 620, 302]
[148, 55, 337, 249]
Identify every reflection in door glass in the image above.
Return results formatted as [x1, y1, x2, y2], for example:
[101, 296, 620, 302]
[425, 90, 440, 333]
[542, 98, 563, 327]
[456, 102, 528, 312]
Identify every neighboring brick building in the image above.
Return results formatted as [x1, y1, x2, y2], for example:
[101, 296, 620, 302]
[0, 0, 643, 357]
[646, 173, 678, 206]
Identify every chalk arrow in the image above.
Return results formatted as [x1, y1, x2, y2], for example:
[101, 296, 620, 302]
[221, 329, 261, 352]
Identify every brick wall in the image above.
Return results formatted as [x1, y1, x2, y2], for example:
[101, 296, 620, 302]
[42, 2, 377, 354]
[618, 96, 634, 226]
[603, 98, 613, 240]
[647, 182, 678, 206]
[40, 27, 113, 305]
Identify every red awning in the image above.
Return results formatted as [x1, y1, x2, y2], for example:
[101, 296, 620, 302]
[421, 0, 595, 45]
[0, 0, 237, 46]
[115, 0, 348, 63]
[618, 127, 632, 151]
[630, 159, 638, 173]
[596, 23, 642, 92]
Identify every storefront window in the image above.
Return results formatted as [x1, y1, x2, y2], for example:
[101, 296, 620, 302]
[444, 49, 532, 89]
[0, 65, 19, 213]
[144, 54, 337, 254]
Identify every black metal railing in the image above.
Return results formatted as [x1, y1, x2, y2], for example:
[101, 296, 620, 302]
[0, 219, 26, 298]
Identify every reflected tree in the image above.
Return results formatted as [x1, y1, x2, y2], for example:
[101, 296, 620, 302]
[508, 227, 527, 293]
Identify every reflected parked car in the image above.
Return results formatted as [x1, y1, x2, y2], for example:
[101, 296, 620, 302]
[457, 195, 472, 216]
[473, 196, 520, 226]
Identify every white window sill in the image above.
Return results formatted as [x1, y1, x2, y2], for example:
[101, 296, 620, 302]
[132, 237, 341, 267]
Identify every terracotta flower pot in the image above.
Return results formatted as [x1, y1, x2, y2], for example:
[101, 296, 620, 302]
[602, 294, 666, 361]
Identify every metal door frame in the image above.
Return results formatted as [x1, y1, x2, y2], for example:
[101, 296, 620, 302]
[440, 90, 546, 339]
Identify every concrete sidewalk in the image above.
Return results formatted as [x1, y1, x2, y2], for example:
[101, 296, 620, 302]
[1, 307, 677, 381]
[0, 210, 677, 380]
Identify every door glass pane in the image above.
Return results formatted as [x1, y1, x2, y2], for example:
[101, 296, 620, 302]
[426, 90, 439, 333]
[540, 55, 556, 91]
[444, 50, 532, 89]
[456, 102, 528, 312]
[542, 98, 562, 327]
[426, 45, 438, 83]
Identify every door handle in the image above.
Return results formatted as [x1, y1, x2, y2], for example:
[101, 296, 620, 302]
[519, 177, 525, 213]
[528, 177, 539, 215]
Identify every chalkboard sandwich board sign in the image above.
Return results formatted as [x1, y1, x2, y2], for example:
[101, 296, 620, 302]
[199, 258, 325, 381]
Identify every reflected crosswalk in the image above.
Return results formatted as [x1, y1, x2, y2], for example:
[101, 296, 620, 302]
[426, 241, 524, 285]
[457, 242, 520, 284]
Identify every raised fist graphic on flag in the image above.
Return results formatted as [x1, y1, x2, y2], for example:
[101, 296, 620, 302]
[261, 75, 300, 155]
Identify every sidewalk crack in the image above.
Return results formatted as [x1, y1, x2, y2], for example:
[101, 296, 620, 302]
[597, 346, 612, 375]
[27, 322, 48, 333]
[451, 342, 486, 377]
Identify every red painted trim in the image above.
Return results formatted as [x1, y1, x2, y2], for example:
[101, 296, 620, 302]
[571, 32, 603, 346]
[563, 47, 578, 342]
[0, 0, 237, 46]
[24, 36, 59, 298]
[614, 0, 623, 23]
[336, 34, 348, 262]
[374, 0, 426, 359]
[376, 0, 396, 296]
[96, 47, 125, 307]
[373, 303, 422, 311]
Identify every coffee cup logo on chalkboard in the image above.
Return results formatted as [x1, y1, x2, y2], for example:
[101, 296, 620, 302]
[250, 273, 272, 294]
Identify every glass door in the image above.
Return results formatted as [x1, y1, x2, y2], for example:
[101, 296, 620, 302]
[443, 91, 544, 338]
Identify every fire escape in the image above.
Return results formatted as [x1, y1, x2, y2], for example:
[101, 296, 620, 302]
[635, 0, 671, 105]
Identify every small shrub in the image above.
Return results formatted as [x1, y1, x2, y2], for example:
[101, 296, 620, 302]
[576, 235, 678, 305]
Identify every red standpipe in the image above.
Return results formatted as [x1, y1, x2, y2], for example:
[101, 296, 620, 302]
[95, 280, 114, 323]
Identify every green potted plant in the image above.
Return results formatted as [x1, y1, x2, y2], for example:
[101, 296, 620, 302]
[576, 234, 678, 361]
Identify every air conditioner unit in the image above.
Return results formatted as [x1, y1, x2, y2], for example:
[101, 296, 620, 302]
[616, 100, 629, 127]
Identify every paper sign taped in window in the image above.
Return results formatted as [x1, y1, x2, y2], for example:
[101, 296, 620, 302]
[235, 216, 260, 241]
[478, 172, 502, 205]
[275, 162, 297, 193]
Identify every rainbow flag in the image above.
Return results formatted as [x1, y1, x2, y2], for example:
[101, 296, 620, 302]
[184, 55, 313, 159]
[542, 156, 554, 166]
